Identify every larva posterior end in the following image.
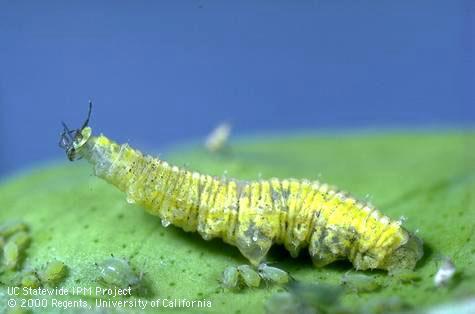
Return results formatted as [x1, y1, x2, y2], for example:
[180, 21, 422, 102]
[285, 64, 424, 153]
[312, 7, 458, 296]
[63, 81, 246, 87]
[382, 232, 424, 272]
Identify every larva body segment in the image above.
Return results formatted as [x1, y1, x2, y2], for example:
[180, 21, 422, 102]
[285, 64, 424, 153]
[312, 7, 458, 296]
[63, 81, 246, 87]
[66, 126, 423, 272]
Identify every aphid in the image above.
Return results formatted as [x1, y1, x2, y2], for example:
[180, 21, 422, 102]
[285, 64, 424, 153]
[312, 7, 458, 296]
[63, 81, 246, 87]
[97, 257, 141, 290]
[0, 221, 28, 238]
[39, 261, 68, 285]
[341, 272, 380, 293]
[205, 122, 231, 153]
[221, 266, 240, 289]
[389, 269, 421, 283]
[258, 263, 290, 285]
[2, 232, 30, 270]
[286, 281, 344, 313]
[59, 104, 423, 273]
[264, 292, 314, 314]
[434, 258, 456, 287]
[3, 241, 20, 269]
[237, 265, 261, 288]
[21, 271, 41, 288]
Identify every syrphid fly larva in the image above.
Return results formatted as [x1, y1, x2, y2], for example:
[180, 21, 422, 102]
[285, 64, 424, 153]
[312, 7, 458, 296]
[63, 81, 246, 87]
[59, 103, 423, 274]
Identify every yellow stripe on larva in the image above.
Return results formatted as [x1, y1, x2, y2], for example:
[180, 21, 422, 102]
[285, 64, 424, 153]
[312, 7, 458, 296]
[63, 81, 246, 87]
[72, 128, 423, 272]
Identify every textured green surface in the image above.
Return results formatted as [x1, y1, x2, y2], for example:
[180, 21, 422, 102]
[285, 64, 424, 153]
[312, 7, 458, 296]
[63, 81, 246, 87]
[0, 132, 474, 313]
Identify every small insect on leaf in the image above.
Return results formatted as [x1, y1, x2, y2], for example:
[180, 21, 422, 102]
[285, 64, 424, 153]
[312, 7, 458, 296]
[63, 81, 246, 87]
[205, 122, 231, 153]
[264, 292, 315, 314]
[0, 221, 28, 238]
[97, 257, 142, 291]
[3, 231, 31, 269]
[258, 263, 290, 285]
[39, 261, 68, 285]
[221, 266, 240, 290]
[237, 265, 261, 288]
[21, 271, 41, 288]
[389, 269, 421, 284]
[286, 281, 344, 313]
[434, 258, 456, 287]
[341, 272, 381, 293]
[3, 241, 20, 270]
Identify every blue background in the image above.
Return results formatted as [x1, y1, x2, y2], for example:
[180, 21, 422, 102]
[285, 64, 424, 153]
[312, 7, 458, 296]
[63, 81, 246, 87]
[0, 1, 473, 178]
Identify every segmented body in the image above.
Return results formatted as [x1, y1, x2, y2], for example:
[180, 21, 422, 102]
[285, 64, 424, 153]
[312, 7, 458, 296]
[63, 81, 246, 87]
[73, 128, 423, 271]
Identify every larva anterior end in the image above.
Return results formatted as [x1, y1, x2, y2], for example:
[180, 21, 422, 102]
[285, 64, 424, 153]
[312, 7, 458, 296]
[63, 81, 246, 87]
[59, 106, 424, 273]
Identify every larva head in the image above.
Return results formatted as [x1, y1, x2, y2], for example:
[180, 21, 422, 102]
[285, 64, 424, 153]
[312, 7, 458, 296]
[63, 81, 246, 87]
[380, 232, 424, 272]
[59, 102, 93, 161]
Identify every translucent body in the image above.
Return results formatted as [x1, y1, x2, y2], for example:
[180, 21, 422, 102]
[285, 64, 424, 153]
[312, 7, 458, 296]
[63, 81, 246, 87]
[97, 257, 141, 289]
[71, 127, 423, 272]
[258, 263, 289, 284]
[434, 259, 456, 287]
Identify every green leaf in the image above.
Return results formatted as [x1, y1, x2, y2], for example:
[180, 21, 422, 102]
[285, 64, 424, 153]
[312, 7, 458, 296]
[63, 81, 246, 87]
[1, 132, 474, 313]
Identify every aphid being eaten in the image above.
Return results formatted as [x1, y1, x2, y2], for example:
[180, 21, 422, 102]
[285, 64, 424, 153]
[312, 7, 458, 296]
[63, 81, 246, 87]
[434, 258, 456, 287]
[96, 257, 142, 291]
[341, 272, 381, 293]
[39, 261, 68, 286]
[258, 263, 290, 285]
[60, 103, 423, 273]
[205, 122, 231, 153]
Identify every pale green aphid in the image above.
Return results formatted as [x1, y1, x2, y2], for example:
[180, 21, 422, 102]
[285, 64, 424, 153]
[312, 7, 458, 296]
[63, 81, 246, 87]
[222, 266, 240, 289]
[389, 269, 421, 283]
[3, 241, 20, 269]
[21, 271, 41, 288]
[39, 261, 68, 285]
[2, 231, 31, 269]
[341, 272, 380, 293]
[0, 221, 28, 238]
[237, 265, 261, 288]
[97, 257, 141, 290]
[258, 263, 290, 285]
